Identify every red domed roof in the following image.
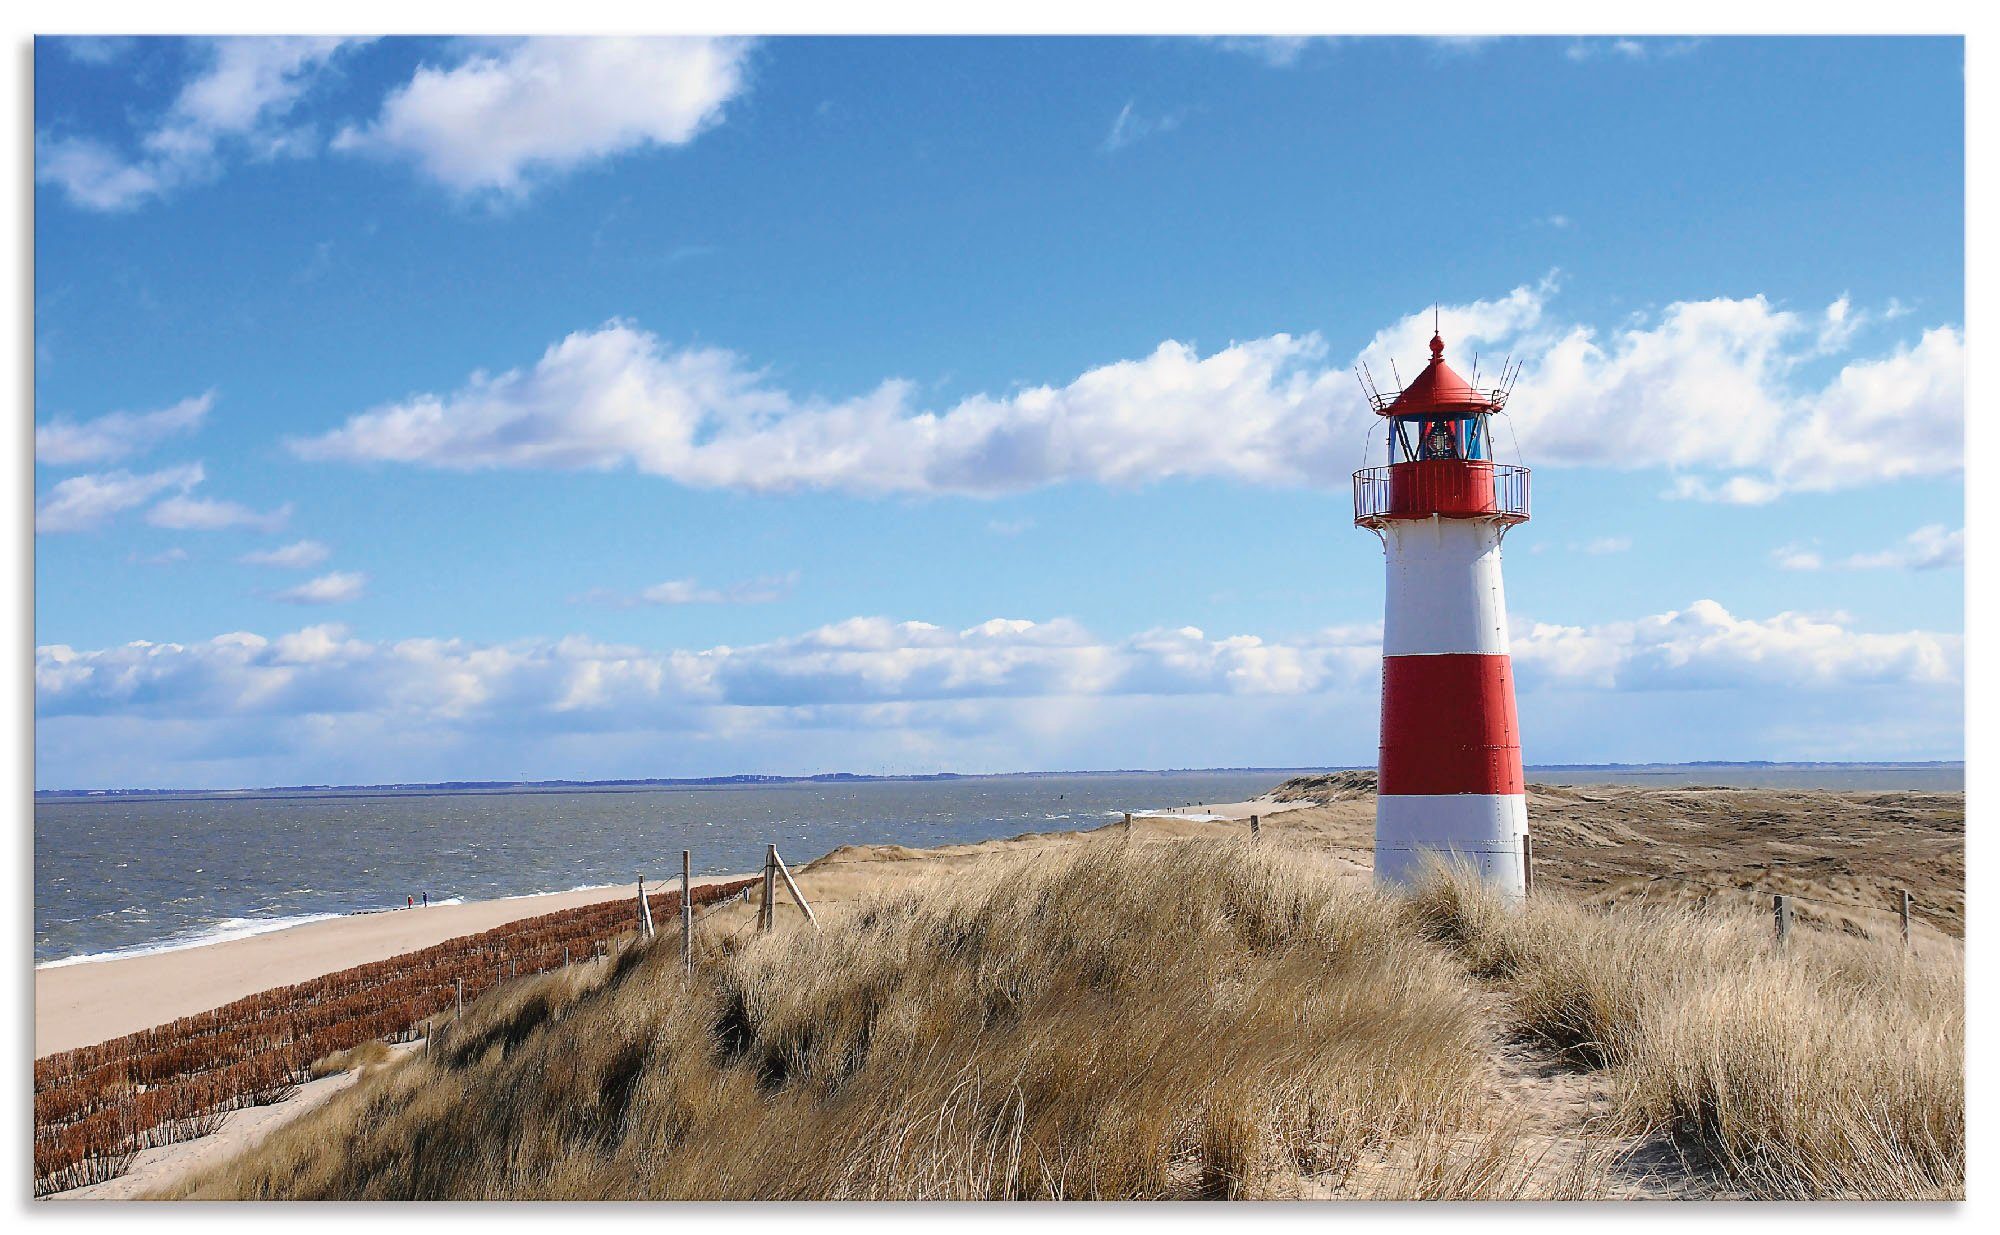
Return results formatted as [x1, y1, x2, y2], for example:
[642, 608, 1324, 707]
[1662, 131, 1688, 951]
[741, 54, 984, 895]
[1377, 334, 1502, 418]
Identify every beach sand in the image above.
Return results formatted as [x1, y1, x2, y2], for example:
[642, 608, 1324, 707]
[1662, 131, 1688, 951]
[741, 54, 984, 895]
[35, 874, 749, 1057]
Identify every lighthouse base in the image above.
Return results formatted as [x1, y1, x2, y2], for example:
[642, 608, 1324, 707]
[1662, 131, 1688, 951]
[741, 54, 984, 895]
[1374, 793, 1528, 897]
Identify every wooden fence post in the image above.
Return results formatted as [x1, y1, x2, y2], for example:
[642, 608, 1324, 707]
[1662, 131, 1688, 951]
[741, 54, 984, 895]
[455, 977, 464, 1018]
[637, 877, 656, 938]
[771, 847, 819, 930]
[759, 844, 778, 933]
[681, 849, 694, 975]
[563, 944, 570, 968]
[1523, 833, 1535, 896]
[1123, 811, 1133, 840]
[1249, 814, 1260, 843]
[1773, 894, 1792, 948]
[1901, 889, 1913, 950]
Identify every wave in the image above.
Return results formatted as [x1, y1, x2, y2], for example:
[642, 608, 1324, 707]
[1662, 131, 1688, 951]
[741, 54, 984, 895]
[36, 910, 347, 970]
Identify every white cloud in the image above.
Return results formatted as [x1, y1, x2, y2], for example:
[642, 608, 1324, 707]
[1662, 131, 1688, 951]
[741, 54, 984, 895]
[292, 284, 1959, 503]
[35, 463, 204, 534]
[1776, 525, 1963, 573]
[1512, 600, 1959, 692]
[1580, 536, 1631, 555]
[37, 37, 364, 210]
[577, 572, 797, 607]
[36, 600, 1956, 726]
[126, 546, 190, 566]
[334, 37, 752, 195]
[239, 539, 332, 569]
[271, 571, 368, 605]
[1567, 38, 1701, 62]
[35, 600, 1961, 785]
[57, 36, 137, 65]
[1102, 100, 1187, 153]
[35, 392, 213, 465]
[1208, 37, 1318, 67]
[147, 494, 292, 533]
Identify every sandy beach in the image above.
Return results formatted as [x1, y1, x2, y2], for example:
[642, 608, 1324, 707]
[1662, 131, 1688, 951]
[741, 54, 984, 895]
[35, 873, 749, 1057]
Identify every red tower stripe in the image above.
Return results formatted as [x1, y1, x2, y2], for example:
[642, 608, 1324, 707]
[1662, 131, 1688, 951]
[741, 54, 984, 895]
[1378, 653, 1525, 796]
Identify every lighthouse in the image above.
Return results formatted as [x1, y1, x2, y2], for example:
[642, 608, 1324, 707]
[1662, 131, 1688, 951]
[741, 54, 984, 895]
[1354, 327, 1532, 895]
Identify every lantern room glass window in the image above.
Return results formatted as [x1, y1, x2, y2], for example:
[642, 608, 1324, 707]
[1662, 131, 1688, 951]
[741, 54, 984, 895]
[1390, 414, 1490, 464]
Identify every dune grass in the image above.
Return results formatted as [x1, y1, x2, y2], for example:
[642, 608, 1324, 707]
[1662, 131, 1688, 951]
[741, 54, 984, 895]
[1404, 863, 1965, 1199]
[162, 840, 1543, 1200]
[160, 840, 1959, 1201]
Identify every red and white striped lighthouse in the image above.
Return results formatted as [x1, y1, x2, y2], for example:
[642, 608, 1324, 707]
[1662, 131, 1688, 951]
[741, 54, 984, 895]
[1354, 328, 1532, 895]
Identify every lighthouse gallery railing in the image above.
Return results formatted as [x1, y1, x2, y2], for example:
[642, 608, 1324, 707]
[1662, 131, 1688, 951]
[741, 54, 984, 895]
[1352, 462, 1530, 527]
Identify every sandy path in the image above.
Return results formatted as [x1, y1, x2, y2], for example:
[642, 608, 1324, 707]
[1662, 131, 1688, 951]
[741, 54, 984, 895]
[36, 875, 748, 1057]
[41, 1045, 422, 1202]
[1134, 795, 1314, 822]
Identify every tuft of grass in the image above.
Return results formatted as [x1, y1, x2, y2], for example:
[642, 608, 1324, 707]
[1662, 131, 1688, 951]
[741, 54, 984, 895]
[306, 1039, 395, 1080]
[1407, 861, 1964, 1199]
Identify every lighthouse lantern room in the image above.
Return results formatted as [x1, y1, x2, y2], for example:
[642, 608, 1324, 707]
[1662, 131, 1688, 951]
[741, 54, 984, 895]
[1354, 327, 1532, 896]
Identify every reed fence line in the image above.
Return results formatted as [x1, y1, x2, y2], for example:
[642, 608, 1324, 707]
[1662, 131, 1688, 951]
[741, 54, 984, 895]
[34, 874, 756, 1196]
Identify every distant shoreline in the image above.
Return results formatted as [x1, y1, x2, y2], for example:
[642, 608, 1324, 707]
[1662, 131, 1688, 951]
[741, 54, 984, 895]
[31, 760, 1967, 802]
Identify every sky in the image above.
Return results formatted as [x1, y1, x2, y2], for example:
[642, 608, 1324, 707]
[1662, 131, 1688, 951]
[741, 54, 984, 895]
[32, 34, 1965, 789]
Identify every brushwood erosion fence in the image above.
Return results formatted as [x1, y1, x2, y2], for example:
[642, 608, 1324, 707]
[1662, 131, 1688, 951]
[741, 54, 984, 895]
[34, 877, 758, 1197]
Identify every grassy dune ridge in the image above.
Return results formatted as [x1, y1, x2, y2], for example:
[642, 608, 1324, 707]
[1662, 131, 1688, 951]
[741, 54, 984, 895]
[1407, 864, 1965, 1199]
[163, 837, 1963, 1200]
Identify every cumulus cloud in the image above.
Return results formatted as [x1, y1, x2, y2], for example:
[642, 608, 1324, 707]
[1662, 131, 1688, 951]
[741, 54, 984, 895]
[35, 600, 1961, 785]
[35, 463, 204, 533]
[1511, 600, 1960, 692]
[577, 572, 797, 608]
[239, 539, 332, 569]
[35, 392, 213, 464]
[333, 37, 752, 195]
[291, 284, 1960, 503]
[37, 37, 365, 210]
[271, 571, 368, 605]
[37, 600, 1956, 727]
[147, 494, 292, 533]
[1775, 525, 1964, 573]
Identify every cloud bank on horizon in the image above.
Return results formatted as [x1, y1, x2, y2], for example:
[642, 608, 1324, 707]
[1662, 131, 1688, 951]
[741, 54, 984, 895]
[34, 599, 1963, 788]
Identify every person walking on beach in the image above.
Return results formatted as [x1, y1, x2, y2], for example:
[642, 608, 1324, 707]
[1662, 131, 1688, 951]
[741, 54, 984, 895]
[407, 895, 413, 909]
[422, 891, 428, 908]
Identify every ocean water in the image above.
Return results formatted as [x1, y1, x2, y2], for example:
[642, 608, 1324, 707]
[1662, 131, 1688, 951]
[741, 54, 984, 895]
[33, 771, 1297, 966]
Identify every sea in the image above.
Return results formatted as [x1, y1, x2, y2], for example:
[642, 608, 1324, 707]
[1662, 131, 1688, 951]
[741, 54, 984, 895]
[33, 764, 1961, 967]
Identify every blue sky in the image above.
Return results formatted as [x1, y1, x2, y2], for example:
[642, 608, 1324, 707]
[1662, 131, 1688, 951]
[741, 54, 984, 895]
[33, 35, 1964, 788]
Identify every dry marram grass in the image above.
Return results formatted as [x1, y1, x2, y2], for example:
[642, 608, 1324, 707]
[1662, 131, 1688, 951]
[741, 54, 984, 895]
[163, 841, 1568, 1199]
[159, 840, 1960, 1201]
[1404, 862, 1964, 1199]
